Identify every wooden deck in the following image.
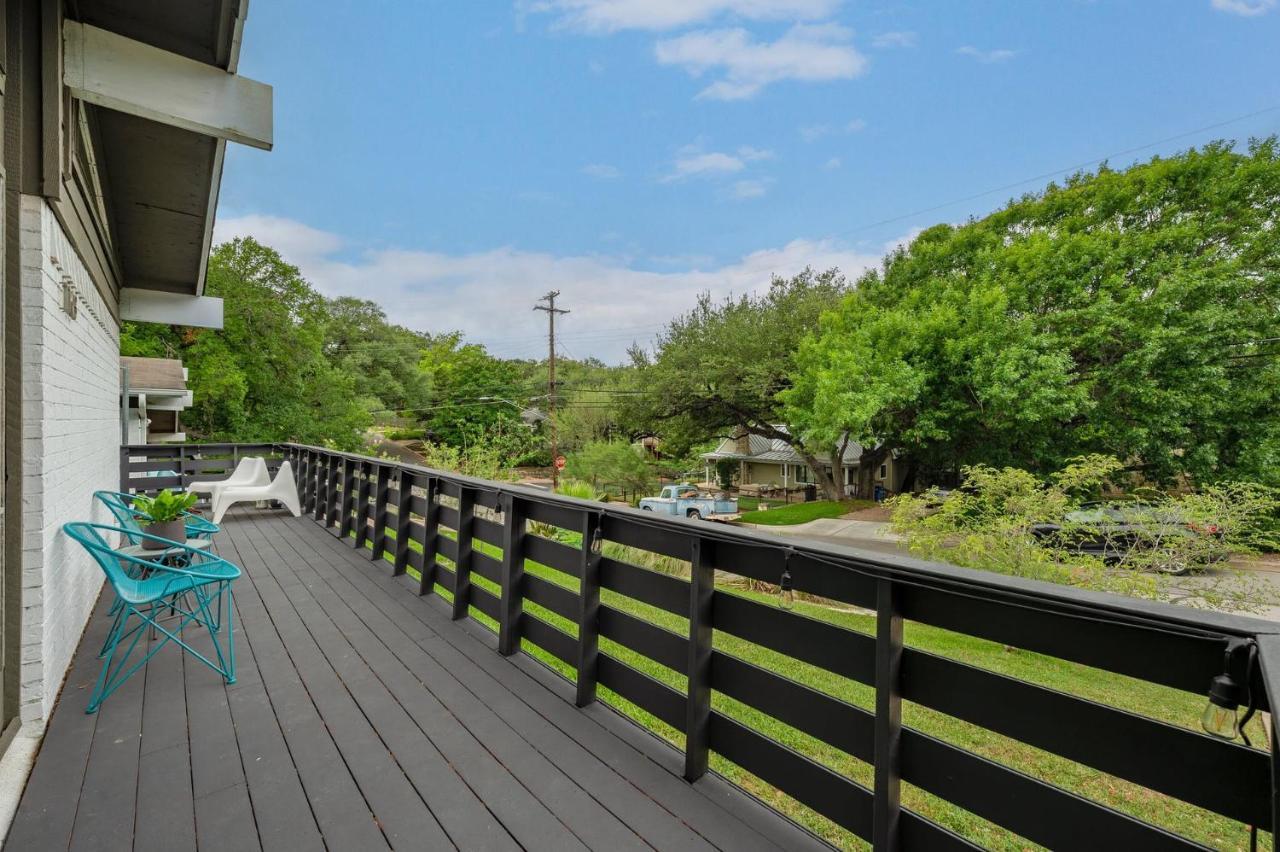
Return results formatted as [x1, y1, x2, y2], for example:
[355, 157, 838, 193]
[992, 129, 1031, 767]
[6, 510, 827, 852]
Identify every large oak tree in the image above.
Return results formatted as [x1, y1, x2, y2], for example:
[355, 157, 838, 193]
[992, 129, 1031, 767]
[785, 140, 1280, 487]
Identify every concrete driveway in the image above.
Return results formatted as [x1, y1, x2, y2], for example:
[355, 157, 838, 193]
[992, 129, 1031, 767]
[740, 517, 906, 558]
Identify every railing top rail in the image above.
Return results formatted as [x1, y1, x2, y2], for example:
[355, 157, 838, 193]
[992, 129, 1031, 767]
[277, 442, 1279, 641]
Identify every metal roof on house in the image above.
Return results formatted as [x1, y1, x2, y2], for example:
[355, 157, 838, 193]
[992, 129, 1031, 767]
[701, 428, 863, 466]
[121, 356, 187, 391]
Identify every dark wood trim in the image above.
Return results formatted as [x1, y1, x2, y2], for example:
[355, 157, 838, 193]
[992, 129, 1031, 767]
[684, 537, 713, 781]
[451, 487, 475, 621]
[872, 579, 903, 850]
[497, 493, 525, 656]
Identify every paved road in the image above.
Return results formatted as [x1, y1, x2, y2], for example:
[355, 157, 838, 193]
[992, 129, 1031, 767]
[740, 518, 907, 558]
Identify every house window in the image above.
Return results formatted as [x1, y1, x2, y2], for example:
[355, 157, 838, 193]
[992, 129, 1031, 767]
[793, 464, 811, 483]
[878, 463, 888, 480]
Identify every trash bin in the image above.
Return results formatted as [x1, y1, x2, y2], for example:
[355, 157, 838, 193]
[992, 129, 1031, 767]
[874, 484, 886, 502]
[804, 484, 817, 502]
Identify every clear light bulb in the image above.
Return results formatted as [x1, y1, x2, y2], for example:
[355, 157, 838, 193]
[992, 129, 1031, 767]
[779, 588, 795, 610]
[1202, 700, 1239, 739]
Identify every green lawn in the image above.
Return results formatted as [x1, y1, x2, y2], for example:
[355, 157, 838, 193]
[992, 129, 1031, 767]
[364, 510, 1270, 851]
[738, 498, 876, 525]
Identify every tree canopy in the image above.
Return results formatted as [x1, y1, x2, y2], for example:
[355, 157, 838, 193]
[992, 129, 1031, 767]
[122, 238, 386, 448]
[785, 140, 1280, 486]
[624, 268, 851, 497]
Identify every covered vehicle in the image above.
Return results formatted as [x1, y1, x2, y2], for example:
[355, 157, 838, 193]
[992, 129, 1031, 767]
[1030, 502, 1227, 573]
[639, 485, 739, 521]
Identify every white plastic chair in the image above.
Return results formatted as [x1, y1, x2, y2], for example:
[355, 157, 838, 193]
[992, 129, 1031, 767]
[189, 457, 270, 504]
[212, 461, 302, 523]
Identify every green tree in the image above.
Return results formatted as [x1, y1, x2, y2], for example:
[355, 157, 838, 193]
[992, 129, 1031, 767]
[322, 297, 431, 416]
[624, 269, 851, 498]
[122, 237, 371, 448]
[417, 333, 534, 447]
[788, 140, 1280, 487]
[565, 441, 653, 500]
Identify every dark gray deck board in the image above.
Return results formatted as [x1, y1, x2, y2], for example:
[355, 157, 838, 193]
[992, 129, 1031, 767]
[133, 645, 196, 852]
[244, 517, 655, 852]
[7, 509, 831, 852]
[262, 516, 720, 852]
[3, 599, 111, 852]
[236, 517, 585, 852]
[291, 515, 825, 852]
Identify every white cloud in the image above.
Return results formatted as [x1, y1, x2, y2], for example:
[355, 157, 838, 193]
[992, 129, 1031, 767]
[582, 163, 622, 178]
[1211, 0, 1276, 13]
[655, 23, 867, 100]
[823, 157, 841, 170]
[872, 30, 916, 48]
[800, 117, 864, 142]
[214, 214, 896, 362]
[662, 144, 773, 181]
[956, 45, 1019, 64]
[524, 0, 839, 33]
[728, 178, 772, 199]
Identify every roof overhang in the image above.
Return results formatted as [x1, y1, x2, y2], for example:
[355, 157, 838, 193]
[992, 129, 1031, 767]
[68, 0, 271, 301]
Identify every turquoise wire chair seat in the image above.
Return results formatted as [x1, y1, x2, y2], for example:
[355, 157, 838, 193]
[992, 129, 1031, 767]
[94, 490, 219, 543]
[64, 522, 240, 714]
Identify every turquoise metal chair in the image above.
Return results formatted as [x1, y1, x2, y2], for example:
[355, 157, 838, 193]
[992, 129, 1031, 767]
[91, 491, 220, 655]
[64, 522, 240, 714]
[94, 490, 220, 543]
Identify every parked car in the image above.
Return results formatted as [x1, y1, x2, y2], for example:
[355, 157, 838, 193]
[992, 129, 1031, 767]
[639, 485, 739, 521]
[1030, 502, 1227, 574]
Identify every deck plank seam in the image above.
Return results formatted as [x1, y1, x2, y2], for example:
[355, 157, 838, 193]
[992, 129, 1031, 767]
[219, 518, 394, 850]
[253, 512, 658, 852]
[228, 516, 459, 850]
[271, 512, 805, 852]
[238, 511, 587, 852]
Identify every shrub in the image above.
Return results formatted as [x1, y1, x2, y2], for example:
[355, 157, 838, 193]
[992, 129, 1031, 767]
[891, 457, 1280, 613]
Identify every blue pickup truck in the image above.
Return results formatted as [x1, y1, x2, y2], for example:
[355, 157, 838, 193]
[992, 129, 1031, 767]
[638, 485, 739, 521]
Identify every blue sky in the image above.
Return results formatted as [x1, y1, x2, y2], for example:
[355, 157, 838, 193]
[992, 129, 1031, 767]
[215, 0, 1280, 362]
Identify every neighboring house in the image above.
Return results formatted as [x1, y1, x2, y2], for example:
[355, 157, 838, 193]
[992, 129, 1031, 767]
[0, 0, 271, 804]
[701, 427, 908, 497]
[121, 356, 193, 443]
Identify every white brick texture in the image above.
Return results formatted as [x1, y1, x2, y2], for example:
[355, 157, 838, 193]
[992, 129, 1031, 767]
[19, 196, 118, 729]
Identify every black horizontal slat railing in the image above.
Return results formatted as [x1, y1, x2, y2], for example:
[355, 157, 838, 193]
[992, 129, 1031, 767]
[122, 442, 1280, 850]
[120, 442, 281, 495]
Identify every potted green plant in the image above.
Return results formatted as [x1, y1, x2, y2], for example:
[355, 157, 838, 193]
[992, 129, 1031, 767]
[132, 489, 199, 550]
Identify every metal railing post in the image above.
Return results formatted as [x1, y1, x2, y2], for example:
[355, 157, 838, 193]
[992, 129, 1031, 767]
[339, 458, 356, 539]
[1254, 635, 1280, 840]
[872, 578, 903, 851]
[353, 461, 372, 550]
[498, 493, 526, 656]
[417, 476, 440, 596]
[684, 536, 714, 781]
[451, 487, 476, 621]
[312, 452, 328, 522]
[370, 464, 391, 562]
[393, 471, 414, 575]
[575, 510, 603, 707]
[326, 454, 343, 529]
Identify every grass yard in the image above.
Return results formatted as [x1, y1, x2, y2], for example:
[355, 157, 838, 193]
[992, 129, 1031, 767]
[361, 507, 1271, 851]
[738, 498, 876, 526]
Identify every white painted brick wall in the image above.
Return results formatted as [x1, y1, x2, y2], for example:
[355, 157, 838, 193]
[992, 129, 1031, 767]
[19, 196, 119, 729]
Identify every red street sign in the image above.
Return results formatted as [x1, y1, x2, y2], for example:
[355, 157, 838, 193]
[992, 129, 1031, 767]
[554, 456, 567, 470]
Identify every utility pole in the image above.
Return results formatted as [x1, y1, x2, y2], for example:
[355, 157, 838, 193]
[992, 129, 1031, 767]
[535, 291, 569, 489]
